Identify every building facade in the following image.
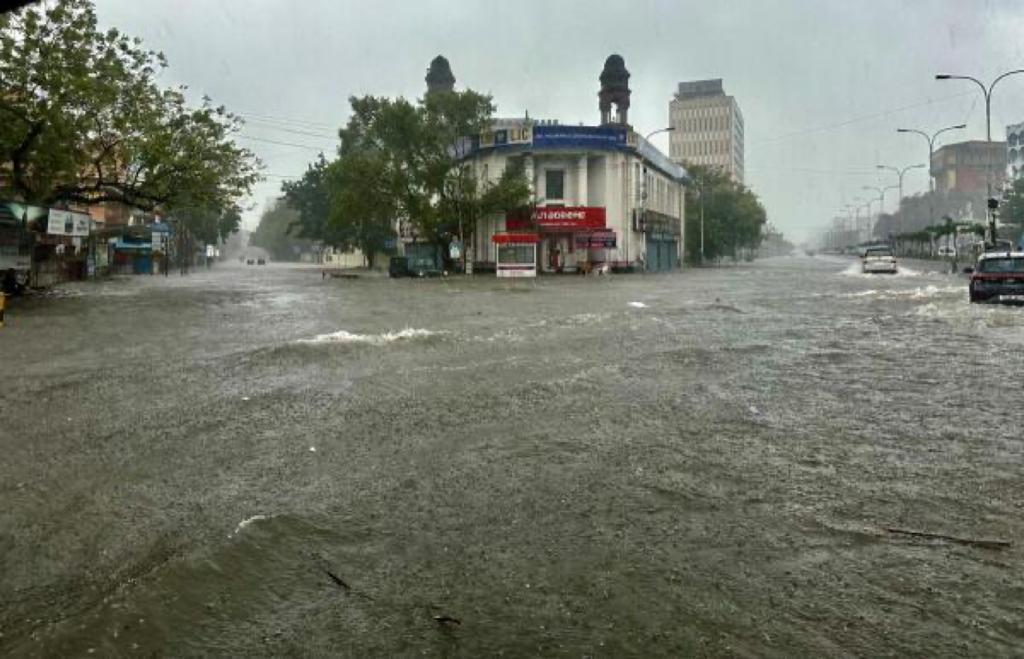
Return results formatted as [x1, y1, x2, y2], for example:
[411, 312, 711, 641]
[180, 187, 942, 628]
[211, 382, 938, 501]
[931, 140, 1007, 195]
[465, 56, 688, 274]
[1007, 122, 1024, 181]
[669, 79, 744, 182]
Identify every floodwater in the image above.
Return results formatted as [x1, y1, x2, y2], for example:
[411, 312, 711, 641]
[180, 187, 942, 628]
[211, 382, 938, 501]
[3, 256, 1024, 656]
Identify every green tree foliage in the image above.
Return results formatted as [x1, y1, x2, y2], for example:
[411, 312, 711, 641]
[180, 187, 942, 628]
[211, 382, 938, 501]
[286, 90, 530, 259]
[250, 199, 309, 261]
[0, 0, 260, 211]
[282, 155, 336, 242]
[683, 165, 767, 263]
[172, 205, 241, 246]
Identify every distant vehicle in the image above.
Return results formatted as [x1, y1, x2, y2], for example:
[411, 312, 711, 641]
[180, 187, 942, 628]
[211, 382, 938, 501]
[968, 251, 1024, 304]
[389, 252, 442, 278]
[861, 245, 897, 274]
[257, 257, 266, 265]
[388, 256, 409, 278]
[246, 258, 255, 265]
[937, 246, 956, 257]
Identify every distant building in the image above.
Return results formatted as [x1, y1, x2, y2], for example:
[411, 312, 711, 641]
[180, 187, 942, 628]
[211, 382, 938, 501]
[931, 140, 1007, 195]
[669, 79, 744, 182]
[1007, 122, 1024, 181]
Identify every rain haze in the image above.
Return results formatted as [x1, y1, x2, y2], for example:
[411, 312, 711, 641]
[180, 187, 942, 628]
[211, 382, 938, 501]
[95, 0, 1024, 241]
[8, 0, 1024, 655]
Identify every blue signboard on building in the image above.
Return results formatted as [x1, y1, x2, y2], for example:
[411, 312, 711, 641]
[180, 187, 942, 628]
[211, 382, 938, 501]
[532, 124, 628, 150]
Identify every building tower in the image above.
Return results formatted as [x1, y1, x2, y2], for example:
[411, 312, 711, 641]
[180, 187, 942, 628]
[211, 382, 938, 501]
[669, 79, 745, 183]
[599, 55, 631, 125]
[425, 55, 456, 95]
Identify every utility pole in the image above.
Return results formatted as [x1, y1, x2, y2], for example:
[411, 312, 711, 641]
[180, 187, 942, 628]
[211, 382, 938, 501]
[937, 70, 1024, 245]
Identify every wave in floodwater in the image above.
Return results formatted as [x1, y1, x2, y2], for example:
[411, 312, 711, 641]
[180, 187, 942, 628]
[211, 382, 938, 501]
[231, 514, 269, 537]
[627, 301, 649, 308]
[298, 328, 443, 345]
[839, 262, 922, 278]
[842, 285, 964, 300]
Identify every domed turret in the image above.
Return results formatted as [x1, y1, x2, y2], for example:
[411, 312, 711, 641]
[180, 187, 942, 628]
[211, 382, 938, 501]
[599, 54, 631, 125]
[425, 55, 456, 95]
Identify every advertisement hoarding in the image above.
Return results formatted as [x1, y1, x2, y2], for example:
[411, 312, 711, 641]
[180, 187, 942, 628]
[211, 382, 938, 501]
[506, 207, 607, 231]
[47, 210, 92, 237]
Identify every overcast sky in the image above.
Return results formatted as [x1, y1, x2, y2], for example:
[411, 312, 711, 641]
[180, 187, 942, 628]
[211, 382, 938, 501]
[93, 0, 1024, 242]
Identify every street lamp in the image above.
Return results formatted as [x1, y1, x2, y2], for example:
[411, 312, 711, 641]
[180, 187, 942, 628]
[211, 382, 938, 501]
[863, 184, 899, 241]
[896, 124, 966, 194]
[876, 163, 926, 234]
[639, 128, 676, 268]
[937, 70, 1024, 244]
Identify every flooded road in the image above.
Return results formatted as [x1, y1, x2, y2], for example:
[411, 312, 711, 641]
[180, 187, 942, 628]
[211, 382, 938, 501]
[3, 256, 1024, 656]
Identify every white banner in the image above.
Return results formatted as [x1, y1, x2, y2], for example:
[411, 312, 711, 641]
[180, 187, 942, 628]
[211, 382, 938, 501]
[47, 210, 92, 237]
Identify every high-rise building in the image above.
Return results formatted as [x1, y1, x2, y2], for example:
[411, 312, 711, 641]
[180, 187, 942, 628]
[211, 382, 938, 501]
[1007, 122, 1024, 181]
[668, 79, 744, 182]
[931, 140, 1007, 195]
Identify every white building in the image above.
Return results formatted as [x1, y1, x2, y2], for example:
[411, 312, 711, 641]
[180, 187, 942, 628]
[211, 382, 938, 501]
[669, 79, 745, 183]
[466, 55, 689, 273]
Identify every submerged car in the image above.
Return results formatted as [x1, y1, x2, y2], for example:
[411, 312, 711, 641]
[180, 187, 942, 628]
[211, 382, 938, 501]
[861, 245, 897, 274]
[968, 252, 1024, 304]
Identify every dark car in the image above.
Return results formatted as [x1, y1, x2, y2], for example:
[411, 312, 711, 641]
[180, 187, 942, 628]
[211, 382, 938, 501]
[388, 256, 409, 278]
[968, 252, 1024, 304]
[257, 257, 266, 265]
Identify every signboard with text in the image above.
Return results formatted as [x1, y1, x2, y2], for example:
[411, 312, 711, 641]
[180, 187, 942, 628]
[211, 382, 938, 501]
[532, 124, 628, 150]
[46, 209, 91, 237]
[506, 206, 606, 231]
[479, 125, 533, 149]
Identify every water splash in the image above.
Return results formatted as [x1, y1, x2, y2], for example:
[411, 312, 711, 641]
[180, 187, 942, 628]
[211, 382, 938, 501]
[298, 328, 442, 345]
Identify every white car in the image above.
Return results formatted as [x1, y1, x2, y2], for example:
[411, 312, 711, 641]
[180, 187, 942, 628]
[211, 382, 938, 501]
[862, 245, 897, 274]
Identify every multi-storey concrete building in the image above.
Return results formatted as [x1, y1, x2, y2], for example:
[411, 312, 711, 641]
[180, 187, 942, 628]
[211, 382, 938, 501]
[931, 140, 1007, 195]
[668, 79, 744, 182]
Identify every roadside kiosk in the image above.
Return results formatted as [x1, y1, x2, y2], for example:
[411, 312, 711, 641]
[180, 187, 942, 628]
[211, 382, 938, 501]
[492, 232, 539, 278]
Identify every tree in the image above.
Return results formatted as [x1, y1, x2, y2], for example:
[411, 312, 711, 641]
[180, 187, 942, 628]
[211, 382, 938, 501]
[250, 199, 308, 261]
[0, 0, 260, 211]
[286, 89, 530, 263]
[683, 164, 767, 263]
[282, 155, 337, 243]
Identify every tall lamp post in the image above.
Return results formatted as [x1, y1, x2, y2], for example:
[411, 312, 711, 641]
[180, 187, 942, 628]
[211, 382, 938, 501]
[896, 124, 966, 194]
[863, 184, 900, 241]
[937, 70, 1024, 244]
[876, 163, 926, 243]
[640, 127, 675, 268]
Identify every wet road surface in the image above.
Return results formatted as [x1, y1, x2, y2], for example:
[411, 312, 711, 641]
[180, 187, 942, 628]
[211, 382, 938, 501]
[3, 256, 1024, 656]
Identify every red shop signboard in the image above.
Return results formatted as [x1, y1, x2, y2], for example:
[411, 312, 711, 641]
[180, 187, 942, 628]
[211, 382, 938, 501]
[506, 206, 606, 231]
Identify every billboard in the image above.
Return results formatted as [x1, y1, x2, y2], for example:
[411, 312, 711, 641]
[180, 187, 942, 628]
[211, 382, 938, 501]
[47, 209, 92, 237]
[532, 125, 628, 150]
[506, 206, 607, 231]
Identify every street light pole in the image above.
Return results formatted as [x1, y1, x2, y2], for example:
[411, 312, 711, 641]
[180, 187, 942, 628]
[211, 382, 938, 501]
[876, 163, 926, 235]
[937, 70, 1024, 244]
[896, 124, 966, 195]
[639, 127, 675, 269]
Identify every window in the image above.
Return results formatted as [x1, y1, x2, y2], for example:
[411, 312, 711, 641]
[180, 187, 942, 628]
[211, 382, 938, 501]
[545, 169, 565, 200]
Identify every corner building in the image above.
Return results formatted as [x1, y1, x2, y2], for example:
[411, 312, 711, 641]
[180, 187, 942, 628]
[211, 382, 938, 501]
[466, 55, 689, 274]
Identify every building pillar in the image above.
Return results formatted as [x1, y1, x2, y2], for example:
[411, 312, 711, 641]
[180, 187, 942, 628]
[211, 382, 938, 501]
[577, 155, 588, 206]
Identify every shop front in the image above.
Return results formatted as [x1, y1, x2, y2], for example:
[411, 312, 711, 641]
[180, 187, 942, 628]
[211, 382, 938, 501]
[506, 207, 613, 274]
[641, 210, 682, 272]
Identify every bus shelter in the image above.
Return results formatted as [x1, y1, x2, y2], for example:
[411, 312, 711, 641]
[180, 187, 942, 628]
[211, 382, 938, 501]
[492, 232, 539, 278]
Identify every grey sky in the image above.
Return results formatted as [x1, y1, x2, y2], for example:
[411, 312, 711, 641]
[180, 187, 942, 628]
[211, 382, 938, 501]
[94, 0, 1024, 242]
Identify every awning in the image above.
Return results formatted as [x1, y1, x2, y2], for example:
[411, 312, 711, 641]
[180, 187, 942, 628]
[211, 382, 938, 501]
[492, 232, 540, 244]
[113, 240, 152, 251]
